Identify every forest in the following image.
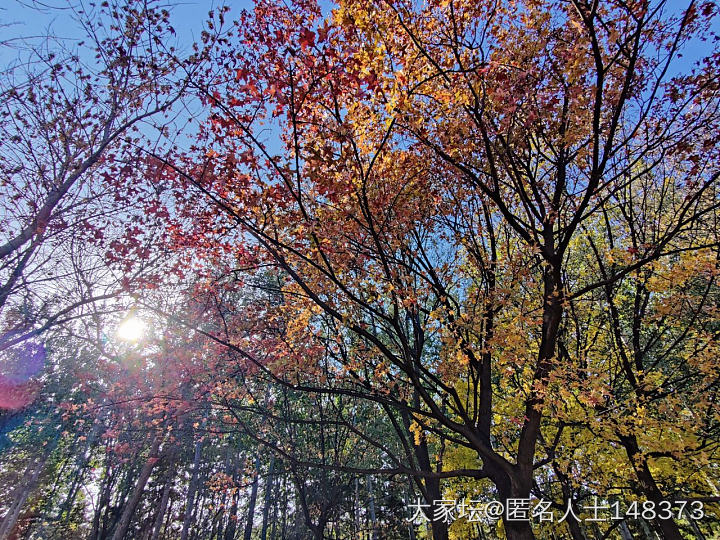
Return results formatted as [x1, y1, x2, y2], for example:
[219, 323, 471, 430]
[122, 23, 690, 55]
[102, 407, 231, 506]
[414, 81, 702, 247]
[0, 0, 719, 538]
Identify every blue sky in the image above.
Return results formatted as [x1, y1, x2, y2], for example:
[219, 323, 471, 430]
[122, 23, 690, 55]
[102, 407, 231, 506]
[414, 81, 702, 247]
[3, 1, 716, 69]
[0, 1, 252, 67]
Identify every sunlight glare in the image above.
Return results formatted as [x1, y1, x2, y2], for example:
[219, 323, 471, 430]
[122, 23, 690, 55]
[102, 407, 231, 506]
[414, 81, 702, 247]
[117, 316, 145, 342]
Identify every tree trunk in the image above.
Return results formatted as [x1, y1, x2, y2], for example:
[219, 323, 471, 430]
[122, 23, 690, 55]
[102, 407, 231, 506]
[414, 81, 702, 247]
[104, 461, 142, 539]
[406, 481, 417, 540]
[553, 465, 586, 540]
[223, 486, 240, 540]
[354, 478, 360, 538]
[501, 263, 565, 540]
[242, 451, 261, 540]
[0, 479, 35, 540]
[110, 435, 162, 540]
[294, 485, 304, 539]
[0, 445, 51, 540]
[57, 421, 102, 524]
[273, 472, 286, 540]
[498, 489, 535, 540]
[402, 403, 449, 540]
[181, 439, 203, 540]
[90, 464, 117, 540]
[366, 475, 378, 540]
[150, 473, 173, 540]
[620, 434, 682, 540]
[686, 511, 706, 540]
[619, 520, 634, 540]
[260, 455, 275, 540]
[422, 476, 450, 540]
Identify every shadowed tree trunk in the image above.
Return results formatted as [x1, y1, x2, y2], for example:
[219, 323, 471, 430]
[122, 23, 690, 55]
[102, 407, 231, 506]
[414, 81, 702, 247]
[0, 449, 50, 540]
[620, 434, 683, 540]
[110, 435, 162, 540]
[181, 439, 203, 540]
[260, 455, 275, 540]
[243, 451, 262, 540]
[150, 471, 173, 540]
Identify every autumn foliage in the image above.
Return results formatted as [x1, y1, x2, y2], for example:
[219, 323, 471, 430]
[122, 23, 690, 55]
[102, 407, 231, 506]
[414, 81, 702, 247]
[1, 0, 720, 539]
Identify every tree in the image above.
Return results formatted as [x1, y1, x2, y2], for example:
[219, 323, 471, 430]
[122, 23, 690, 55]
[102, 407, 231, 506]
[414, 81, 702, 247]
[159, 0, 720, 538]
[0, 0, 189, 359]
[3, 1, 720, 539]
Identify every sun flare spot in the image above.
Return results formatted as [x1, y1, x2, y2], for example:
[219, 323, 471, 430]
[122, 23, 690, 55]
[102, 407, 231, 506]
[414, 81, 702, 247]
[117, 316, 145, 342]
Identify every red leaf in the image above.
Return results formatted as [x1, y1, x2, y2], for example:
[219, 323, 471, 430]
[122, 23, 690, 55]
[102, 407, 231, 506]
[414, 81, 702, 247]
[299, 28, 315, 50]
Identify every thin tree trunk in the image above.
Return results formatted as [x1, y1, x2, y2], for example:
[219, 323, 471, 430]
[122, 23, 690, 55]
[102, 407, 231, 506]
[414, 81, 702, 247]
[223, 485, 240, 540]
[619, 520, 633, 540]
[406, 481, 417, 540]
[181, 439, 203, 540]
[214, 445, 234, 540]
[553, 465, 586, 540]
[354, 478, 360, 538]
[294, 484, 304, 539]
[639, 517, 656, 538]
[260, 455, 275, 540]
[191, 480, 211, 540]
[685, 509, 707, 540]
[0, 445, 51, 540]
[110, 435, 162, 540]
[0, 481, 34, 539]
[58, 421, 102, 524]
[242, 451, 261, 540]
[150, 473, 173, 540]
[400, 402, 449, 540]
[90, 464, 118, 540]
[104, 461, 141, 539]
[272, 471, 285, 540]
[366, 475, 378, 540]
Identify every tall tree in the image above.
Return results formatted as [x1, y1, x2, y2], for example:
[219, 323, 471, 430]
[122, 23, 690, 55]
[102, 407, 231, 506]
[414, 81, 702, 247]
[161, 0, 720, 538]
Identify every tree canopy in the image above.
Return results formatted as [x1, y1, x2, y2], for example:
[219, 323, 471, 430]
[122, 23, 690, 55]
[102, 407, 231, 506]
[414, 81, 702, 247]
[1, 0, 719, 539]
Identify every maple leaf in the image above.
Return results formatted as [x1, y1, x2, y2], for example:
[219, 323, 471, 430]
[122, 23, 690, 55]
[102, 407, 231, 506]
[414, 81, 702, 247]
[299, 28, 315, 50]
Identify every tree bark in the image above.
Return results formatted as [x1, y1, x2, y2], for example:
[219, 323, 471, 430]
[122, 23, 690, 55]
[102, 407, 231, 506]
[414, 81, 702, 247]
[150, 473, 173, 540]
[181, 439, 203, 540]
[110, 435, 162, 540]
[620, 434, 682, 540]
[243, 451, 261, 540]
[260, 455, 275, 540]
[0, 443, 52, 540]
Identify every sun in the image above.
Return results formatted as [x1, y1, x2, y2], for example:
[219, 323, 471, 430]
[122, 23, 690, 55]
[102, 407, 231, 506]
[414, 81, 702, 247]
[116, 316, 145, 342]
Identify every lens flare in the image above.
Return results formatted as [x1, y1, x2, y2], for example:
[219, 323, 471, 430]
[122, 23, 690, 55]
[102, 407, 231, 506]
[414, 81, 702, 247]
[0, 335, 45, 410]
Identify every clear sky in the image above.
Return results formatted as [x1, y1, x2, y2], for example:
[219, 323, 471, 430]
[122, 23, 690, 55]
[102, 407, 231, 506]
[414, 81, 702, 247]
[3, 1, 717, 74]
[0, 1, 252, 68]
